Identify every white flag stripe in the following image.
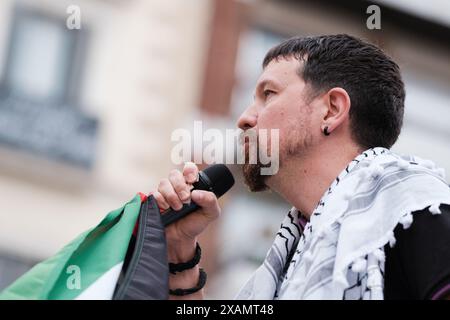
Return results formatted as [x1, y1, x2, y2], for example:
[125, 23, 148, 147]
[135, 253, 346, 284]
[75, 262, 124, 300]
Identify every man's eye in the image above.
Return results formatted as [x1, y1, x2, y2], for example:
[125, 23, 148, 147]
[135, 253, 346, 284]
[263, 90, 275, 98]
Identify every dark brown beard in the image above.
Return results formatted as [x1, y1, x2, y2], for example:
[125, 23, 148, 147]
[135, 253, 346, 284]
[242, 139, 270, 192]
[242, 162, 269, 192]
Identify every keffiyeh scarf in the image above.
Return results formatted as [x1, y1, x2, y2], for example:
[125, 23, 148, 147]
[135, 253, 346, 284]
[235, 147, 450, 300]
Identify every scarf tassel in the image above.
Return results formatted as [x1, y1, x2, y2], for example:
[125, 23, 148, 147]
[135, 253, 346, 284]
[372, 248, 386, 263]
[388, 231, 396, 248]
[367, 261, 384, 300]
[351, 257, 367, 273]
[429, 203, 442, 215]
[399, 212, 413, 229]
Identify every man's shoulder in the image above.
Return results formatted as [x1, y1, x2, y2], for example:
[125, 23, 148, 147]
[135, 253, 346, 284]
[384, 203, 450, 299]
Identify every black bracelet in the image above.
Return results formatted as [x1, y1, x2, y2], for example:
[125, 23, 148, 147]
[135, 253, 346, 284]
[169, 242, 201, 274]
[169, 268, 207, 296]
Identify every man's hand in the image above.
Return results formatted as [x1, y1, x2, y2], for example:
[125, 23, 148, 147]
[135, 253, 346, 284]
[151, 162, 221, 299]
[153, 161, 221, 245]
[153, 162, 221, 250]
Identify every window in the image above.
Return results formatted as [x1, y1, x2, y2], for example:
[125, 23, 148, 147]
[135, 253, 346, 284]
[4, 10, 72, 103]
[0, 7, 97, 168]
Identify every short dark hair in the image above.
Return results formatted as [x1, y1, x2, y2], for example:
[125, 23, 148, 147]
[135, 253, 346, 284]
[263, 34, 405, 149]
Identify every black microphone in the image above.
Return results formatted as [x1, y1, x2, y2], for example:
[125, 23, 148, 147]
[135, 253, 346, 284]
[160, 164, 235, 227]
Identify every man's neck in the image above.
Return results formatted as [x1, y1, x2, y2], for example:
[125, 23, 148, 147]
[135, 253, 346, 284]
[267, 142, 363, 219]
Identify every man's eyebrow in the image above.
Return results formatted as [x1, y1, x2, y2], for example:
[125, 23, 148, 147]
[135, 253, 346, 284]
[256, 79, 281, 90]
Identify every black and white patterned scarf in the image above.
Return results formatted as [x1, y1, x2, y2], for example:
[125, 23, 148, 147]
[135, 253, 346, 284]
[235, 147, 450, 300]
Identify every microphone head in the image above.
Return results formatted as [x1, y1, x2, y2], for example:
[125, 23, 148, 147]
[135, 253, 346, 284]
[202, 164, 235, 198]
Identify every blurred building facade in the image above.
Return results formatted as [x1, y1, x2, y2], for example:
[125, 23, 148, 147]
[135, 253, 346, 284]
[0, 0, 449, 299]
[0, 0, 213, 290]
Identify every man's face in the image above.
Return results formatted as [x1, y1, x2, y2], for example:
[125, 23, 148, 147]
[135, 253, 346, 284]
[237, 57, 321, 191]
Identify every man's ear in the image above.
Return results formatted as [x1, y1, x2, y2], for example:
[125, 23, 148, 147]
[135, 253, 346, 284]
[322, 87, 351, 134]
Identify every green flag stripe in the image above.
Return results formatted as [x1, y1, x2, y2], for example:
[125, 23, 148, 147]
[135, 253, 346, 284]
[0, 194, 141, 300]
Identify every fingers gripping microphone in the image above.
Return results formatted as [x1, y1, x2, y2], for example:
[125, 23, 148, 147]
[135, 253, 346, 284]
[160, 164, 235, 227]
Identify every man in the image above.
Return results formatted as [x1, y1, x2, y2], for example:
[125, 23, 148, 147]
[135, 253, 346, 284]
[153, 34, 450, 300]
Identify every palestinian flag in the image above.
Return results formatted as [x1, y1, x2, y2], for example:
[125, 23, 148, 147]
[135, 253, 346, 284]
[0, 193, 169, 300]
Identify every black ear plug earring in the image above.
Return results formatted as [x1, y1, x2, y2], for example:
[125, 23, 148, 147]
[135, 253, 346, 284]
[323, 126, 330, 136]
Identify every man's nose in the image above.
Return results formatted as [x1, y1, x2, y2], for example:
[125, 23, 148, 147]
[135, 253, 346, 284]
[237, 105, 257, 130]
